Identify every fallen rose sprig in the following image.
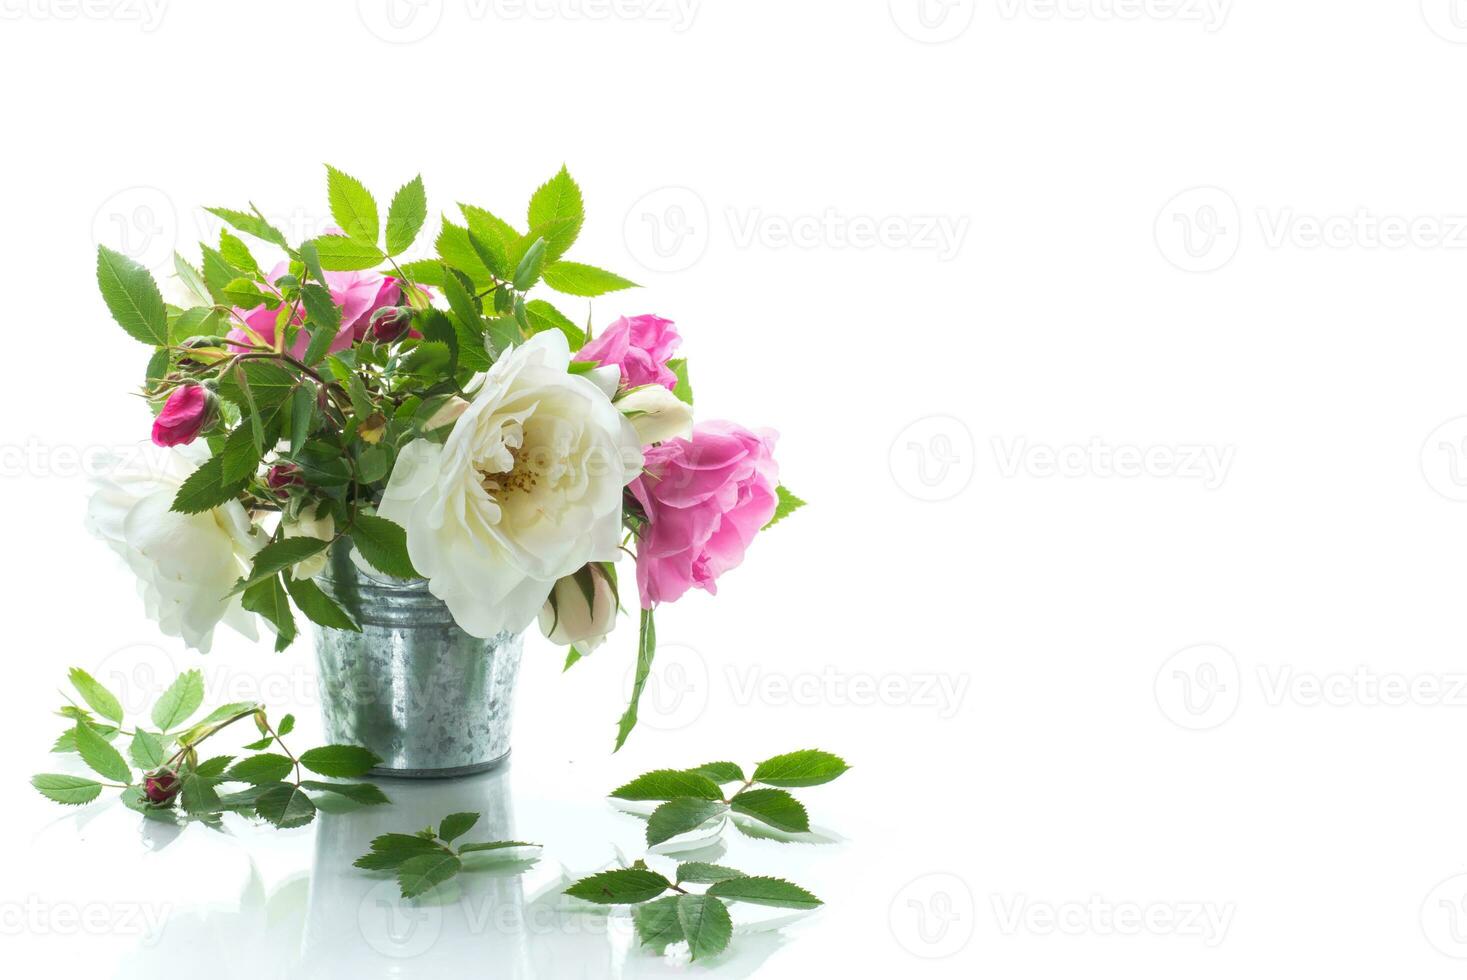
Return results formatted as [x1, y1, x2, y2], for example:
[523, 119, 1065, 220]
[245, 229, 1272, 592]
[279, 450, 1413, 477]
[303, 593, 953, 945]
[609, 749, 849, 845]
[33, 667, 388, 828]
[353, 811, 540, 897]
[566, 859, 822, 961]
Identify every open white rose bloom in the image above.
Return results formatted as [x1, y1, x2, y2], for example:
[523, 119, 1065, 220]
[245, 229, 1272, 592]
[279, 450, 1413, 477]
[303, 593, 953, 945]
[87, 443, 264, 653]
[378, 330, 643, 638]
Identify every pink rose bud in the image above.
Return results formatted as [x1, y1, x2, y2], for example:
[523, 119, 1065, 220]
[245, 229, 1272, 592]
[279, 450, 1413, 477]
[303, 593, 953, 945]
[266, 463, 303, 490]
[370, 307, 412, 344]
[143, 769, 180, 807]
[150, 384, 216, 448]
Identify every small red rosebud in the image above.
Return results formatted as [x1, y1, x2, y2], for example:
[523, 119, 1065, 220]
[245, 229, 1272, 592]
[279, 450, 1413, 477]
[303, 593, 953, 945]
[151, 384, 218, 448]
[143, 769, 180, 807]
[371, 308, 412, 344]
[266, 463, 303, 490]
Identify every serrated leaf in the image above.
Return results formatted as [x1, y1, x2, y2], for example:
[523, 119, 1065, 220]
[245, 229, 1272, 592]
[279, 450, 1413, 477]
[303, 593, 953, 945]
[689, 762, 744, 784]
[457, 840, 539, 854]
[218, 230, 260, 276]
[194, 755, 234, 778]
[283, 573, 360, 631]
[299, 744, 380, 778]
[438, 811, 480, 843]
[300, 780, 389, 805]
[128, 730, 166, 770]
[524, 299, 586, 349]
[96, 245, 168, 345]
[170, 454, 249, 515]
[527, 166, 584, 262]
[676, 862, 747, 885]
[610, 768, 723, 802]
[634, 896, 685, 953]
[277, 714, 295, 736]
[614, 607, 656, 752]
[242, 574, 296, 651]
[51, 725, 118, 753]
[729, 788, 809, 833]
[32, 774, 104, 806]
[174, 252, 211, 305]
[254, 782, 317, 828]
[706, 875, 822, 910]
[232, 536, 331, 596]
[205, 206, 289, 250]
[327, 165, 380, 246]
[565, 867, 672, 905]
[74, 722, 131, 783]
[225, 753, 294, 784]
[436, 218, 495, 284]
[351, 515, 420, 579]
[677, 894, 732, 961]
[309, 235, 382, 271]
[512, 236, 547, 291]
[542, 260, 637, 297]
[216, 360, 298, 411]
[397, 851, 462, 899]
[647, 797, 726, 846]
[752, 749, 847, 787]
[668, 357, 693, 405]
[385, 175, 427, 256]
[68, 667, 123, 724]
[180, 770, 222, 814]
[762, 486, 807, 531]
[220, 422, 264, 486]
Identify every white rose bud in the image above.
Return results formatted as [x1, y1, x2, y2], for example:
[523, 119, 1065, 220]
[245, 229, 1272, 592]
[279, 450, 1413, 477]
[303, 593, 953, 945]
[617, 384, 693, 446]
[282, 502, 335, 580]
[538, 565, 618, 655]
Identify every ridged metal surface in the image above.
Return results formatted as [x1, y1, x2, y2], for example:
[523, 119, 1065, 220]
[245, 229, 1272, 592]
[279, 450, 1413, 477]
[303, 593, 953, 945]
[311, 541, 522, 778]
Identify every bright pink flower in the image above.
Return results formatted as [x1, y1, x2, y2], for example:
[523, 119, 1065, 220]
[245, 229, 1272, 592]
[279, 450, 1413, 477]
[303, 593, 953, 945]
[225, 262, 401, 359]
[629, 421, 779, 607]
[150, 384, 215, 447]
[575, 314, 681, 391]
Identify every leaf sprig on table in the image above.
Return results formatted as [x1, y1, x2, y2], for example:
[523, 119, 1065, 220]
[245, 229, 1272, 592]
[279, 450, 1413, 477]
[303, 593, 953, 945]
[610, 749, 849, 845]
[353, 811, 541, 897]
[566, 859, 822, 961]
[32, 667, 388, 828]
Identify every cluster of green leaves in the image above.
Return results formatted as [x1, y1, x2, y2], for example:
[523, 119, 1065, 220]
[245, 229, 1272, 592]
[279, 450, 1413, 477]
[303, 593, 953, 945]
[96, 164, 638, 651]
[566, 859, 821, 961]
[610, 750, 849, 845]
[353, 811, 540, 898]
[32, 667, 388, 828]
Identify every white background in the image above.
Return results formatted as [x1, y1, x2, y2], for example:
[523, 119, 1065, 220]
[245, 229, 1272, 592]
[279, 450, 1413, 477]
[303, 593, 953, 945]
[3, 0, 1467, 976]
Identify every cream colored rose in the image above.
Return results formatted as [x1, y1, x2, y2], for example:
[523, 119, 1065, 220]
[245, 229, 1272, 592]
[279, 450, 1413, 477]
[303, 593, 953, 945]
[617, 384, 694, 445]
[539, 564, 618, 654]
[281, 502, 334, 580]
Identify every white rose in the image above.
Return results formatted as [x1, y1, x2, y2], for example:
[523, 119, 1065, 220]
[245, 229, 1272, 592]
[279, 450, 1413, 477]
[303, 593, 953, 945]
[87, 443, 264, 653]
[617, 384, 694, 445]
[379, 330, 643, 638]
[539, 564, 618, 654]
[281, 502, 334, 580]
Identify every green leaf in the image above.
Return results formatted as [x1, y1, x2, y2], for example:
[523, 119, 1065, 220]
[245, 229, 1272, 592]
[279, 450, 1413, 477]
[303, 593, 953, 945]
[524, 299, 586, 349]
[68, 667, 123, 724]
[751, 748, 846, 787]
[299, 744, 380, 778]
[647, 797, 726, 846]
[614, 607, 656, 751]
[351, 515, 420, 579]
[729, 788, 809, 833]
[180, 769, 222, 814]
[689, 761, 744, 784]
[397, 851, 462, 899]
[565, 867, 672, 905]
[194, 701, 261, 727]
[283, 573, 360, 632]
[225, 753, 294, 784]
[289, 383, 316, 449]
[242, 573, 296, 651]
[527, 166, 584, 262]
[512, 236, 547, 291]
[457, 840, 539, 854]
[439, 811, 480, 843]
[205, 206, 289, 250]
[676, 862, 747, 885]
[668, 358, 694, 405]
[610, 769, 723, 802]
[436, 218, 496, 284]
[309, 235, 383, 271]
[299, 239, 328, 285]
[676, 894, 733, 961]
[170, 306, 223, 343]
[128, 730, 166, 770]
[33, 773, 104, 805]
[355, 833, 447, 870]
[762, 486, 807, 531]
[706, 875, 822, 910]
[218, 230, 260, 276]
[170, 454, 249, 515]
[299, 283, 342, 362]
[199, 244, 244, 303]
[385, 175, 427, 256]
[563, 646, 584, 671]
[74, 722, 132, 784]
[542, 260, 638, 297]
[300, 780, 389, 805]
[216, 359, 299, 412]
[96, 246, 168, 346]
[174, 252, 211, 305]
[220, 422, 264, 485]
[194, 755, 233, 778]
[52, 725, 118, 753]
[151, 669, 204, 731]
[634, 897, 686, 954]
[326, 165, 380, 246]
[277, 714, 295, 736]
[232, 536, 331, 595]
[255, 782, 317, 828]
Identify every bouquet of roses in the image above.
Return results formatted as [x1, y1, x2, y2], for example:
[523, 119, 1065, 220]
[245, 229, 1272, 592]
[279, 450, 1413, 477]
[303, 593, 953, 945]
[88, 166, 802, 745]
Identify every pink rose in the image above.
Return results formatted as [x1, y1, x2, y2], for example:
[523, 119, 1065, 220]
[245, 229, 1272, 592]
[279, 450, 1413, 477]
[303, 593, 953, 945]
[575, 314, 681, 391]
[151, 384, 216, 447]
[225, 262, 401, 359]
[142, 768, 180, 807]
[630, 421, 779, 607]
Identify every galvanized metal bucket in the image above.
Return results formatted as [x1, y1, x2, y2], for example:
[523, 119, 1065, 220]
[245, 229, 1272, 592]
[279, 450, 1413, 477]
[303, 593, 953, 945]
[310, 540, 523, 779]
